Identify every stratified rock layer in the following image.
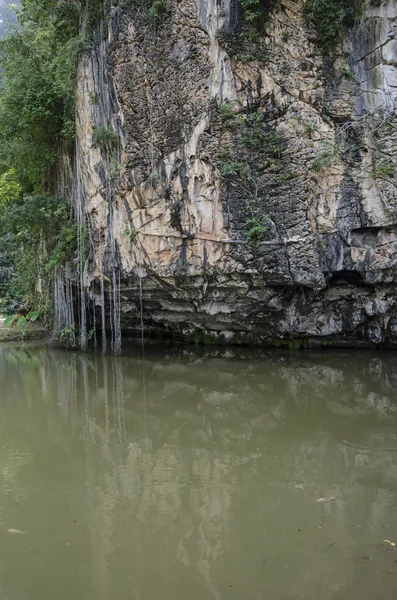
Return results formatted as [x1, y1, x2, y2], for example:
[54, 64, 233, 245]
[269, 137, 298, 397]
[78, 0, 397, 347]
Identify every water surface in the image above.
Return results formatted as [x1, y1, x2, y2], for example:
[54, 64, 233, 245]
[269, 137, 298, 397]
[1, 344, 397, 599]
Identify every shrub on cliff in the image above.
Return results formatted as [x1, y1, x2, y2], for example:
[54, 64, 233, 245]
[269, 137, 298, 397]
[304, 0, 363, 53]
[148, 0, 172, 28]
[92, 124, 118, 150]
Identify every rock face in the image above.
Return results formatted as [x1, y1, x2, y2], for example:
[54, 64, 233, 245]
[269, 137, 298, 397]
[77, 0, 397, 347]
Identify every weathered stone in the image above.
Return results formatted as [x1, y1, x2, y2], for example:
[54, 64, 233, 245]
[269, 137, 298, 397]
[76, 0, 397, 347]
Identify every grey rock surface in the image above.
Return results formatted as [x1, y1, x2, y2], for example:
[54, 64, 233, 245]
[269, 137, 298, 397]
[76, 0, 397, 347]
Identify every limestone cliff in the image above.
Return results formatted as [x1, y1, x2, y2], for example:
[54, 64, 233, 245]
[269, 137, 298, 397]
[76, 0, 397, 347]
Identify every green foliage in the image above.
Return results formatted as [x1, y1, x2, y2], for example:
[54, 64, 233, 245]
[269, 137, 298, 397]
[304, 0, 363, 54]
[58, 324, 76, 347]
[232, 51, 257, 63]
[0, 194, 77, 311]
[241, 0, 264, 41]
[312, 143, 335, 171]
[242, 0, 262, 22]
[278, 170, 297, 182]
[221, 0, 268, 60]
[217, 148, 247, 178]
[245, 216, 268, 247]
[341, 66, 353, 79]
[92, 124, 118, 150]
[45, 225, 78, 274]
[0, 1, 86, 190]
[109, 158, 121, 182]
[148, 0, 172, 27]
[305, 121, 318, 134]
[219, 103, 237, 123]
[186, 330, 218, 346]
[0, 0, 109, 316]
[217, 103, 287, 246]
[0, 169, 21, 206]
[372, 160, 395, 179]
[0, 0, 108, 192]
[5, 309, 40, 338]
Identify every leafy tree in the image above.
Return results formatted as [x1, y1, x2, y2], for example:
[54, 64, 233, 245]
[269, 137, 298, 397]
[0, 0, 83, 190]
[0, 0, 85, 311]
[0, 169, 21, 205]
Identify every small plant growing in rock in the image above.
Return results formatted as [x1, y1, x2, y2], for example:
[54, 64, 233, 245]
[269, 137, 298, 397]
[245, 216, 268, 247]
[341, 66, 353, 79]
[278, 170, 298, 183]
[372, 160, 395, 179]
[130, 230, 137, 245]
[148, 0, 172, 27]
[109, 158, 121, 182]
[305, 121, 318, 134]
[233, 51, 258, 63]
[217, 150, 247, 178]
[219, 103, 237, 123]
[92, 124, 118, 150]
[312, 143, 335, 171]
[59, 324, 76, 348]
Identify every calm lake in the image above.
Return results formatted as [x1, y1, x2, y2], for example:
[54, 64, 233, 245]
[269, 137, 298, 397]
[1, 344, 397, 599]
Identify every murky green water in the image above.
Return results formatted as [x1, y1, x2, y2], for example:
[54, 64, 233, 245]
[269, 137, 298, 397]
[1, 344, 397, 599]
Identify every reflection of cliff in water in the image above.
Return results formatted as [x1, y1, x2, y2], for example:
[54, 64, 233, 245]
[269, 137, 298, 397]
[1, 346, 397, 598]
